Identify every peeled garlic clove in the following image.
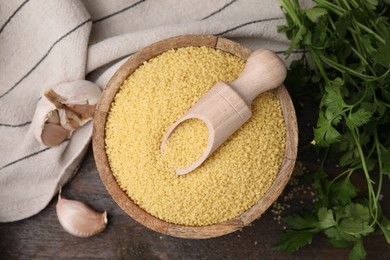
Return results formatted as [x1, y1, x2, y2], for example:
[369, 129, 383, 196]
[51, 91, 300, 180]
[58, 109, 82, 131]
[40, 110, 70, 146]
[56, 191, 108, 238]
[41, 123, 70, 146]
[31, 80, 101, 147]
[46, 110, 60, 124]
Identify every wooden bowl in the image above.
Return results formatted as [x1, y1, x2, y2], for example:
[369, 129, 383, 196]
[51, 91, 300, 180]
[92, 35, 298, 239]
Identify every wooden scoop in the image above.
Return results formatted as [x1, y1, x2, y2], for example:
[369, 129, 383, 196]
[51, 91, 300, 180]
[161, 49, 287, 175]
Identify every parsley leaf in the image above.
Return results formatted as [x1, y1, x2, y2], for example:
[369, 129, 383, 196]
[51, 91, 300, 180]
[314, 112, 341, 146]
[330, 178, 359, 205]
[317, 208, 336, 229]
[344, 203, 370, 223]
[382, 149, 390, 176]
[323, 78, 347, 121]
[338, 217, 374, 238]
[365, 0, 379, 10]
[335, 14, 352, 39]
[346, 109, 373, 130]
[305, 7, 328, 23]
[283, 211, 318, 229]
[373, 29, 390, 68]
[379, 217, 390, 244]
[348, 240, 366, 260]
[273, 230, 315, 253]
[324, 227, 353, 248]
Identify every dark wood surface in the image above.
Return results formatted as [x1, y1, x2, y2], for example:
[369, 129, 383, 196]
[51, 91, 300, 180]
[1, 96, 389, 259]
[0, 146, 389, 259]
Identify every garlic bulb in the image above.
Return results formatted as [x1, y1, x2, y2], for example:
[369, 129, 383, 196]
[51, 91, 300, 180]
[56, 190, 108, 238]
[31, 80, 101, 146]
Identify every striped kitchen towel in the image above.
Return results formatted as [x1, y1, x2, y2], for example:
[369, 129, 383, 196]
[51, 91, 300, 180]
[0, 0, 307, 222]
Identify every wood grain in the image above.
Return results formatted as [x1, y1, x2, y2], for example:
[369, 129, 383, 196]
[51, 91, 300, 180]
[1, 147, 389, 259]
[92, 35, 298, 239]
[1, 93, 389, 258]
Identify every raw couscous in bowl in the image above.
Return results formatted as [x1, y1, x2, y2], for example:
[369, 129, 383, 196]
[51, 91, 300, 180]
[92, 35, 298, 239]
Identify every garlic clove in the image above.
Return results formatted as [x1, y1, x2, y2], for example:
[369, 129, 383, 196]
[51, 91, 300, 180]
[46, 89, 96, 131]
[31, 81, 101, 147]
[46, 110, 60, 124]
[41, 123, 70, 147]
[56, 191, 108, 238]
[40, 110, 71, 146]
[58, 109, 81, 131]
[66, 103, 96, 120]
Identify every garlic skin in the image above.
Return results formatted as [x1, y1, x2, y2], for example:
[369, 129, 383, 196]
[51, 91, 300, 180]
[56, 191, 108, 238]
[31, 80, 101, 147]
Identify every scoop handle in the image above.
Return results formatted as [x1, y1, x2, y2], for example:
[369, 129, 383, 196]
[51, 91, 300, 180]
[229, 49, 287, 105]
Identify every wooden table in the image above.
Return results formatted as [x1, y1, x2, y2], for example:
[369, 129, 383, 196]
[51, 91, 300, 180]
[1, 146, 389, 259]
[1, 98, 389, 259]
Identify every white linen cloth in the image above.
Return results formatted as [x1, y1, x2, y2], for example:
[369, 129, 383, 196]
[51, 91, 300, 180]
[0, 0, 303, 222]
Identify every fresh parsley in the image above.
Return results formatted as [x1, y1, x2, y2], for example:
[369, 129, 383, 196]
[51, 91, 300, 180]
[274, 0, 390, 258]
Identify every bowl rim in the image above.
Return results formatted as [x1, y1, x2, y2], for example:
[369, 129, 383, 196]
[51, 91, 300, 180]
[92, 34, 298, 239]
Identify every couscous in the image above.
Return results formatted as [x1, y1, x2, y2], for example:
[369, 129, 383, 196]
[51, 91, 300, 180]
[105, 46, 286, 226]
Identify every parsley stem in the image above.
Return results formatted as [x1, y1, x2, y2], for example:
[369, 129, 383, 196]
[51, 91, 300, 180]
[349, 82, 368, 107]
[315, 0, 344, 16]
[369, 20, 385, 36]
[329, 108, 350, 123]
[367, 141, 376, 159]
[320, 147, 329, 169]
[320, 55, 389, 81]
[349, 29, 366, 61]
[327, 15, 336, 31]
[349, 0, 359, 8]
[280, 0, 302, 27]
[350, 46, 368, 67]
[355, 22, 385, 45]
[292, 0, 301, 11]
[340, 0, 352, 10]
[349, 27, 378, 77]
[330, 168, 354, 185]
[350, 127, 378, 222]
[308, 47, 329, 83]
[374, 129, 383, 202]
